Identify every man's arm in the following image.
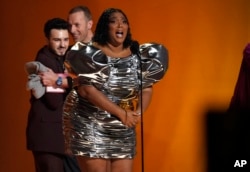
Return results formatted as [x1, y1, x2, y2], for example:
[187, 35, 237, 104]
[40, 69, 72, 88]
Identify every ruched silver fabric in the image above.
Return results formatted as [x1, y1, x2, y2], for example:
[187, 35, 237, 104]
[63, 43, 168, 159]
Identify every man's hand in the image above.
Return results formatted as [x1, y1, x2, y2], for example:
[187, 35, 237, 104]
[39, 69, 58, 87]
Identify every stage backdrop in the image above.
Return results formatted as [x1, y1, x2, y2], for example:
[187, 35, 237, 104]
[0, 0, 249, 172]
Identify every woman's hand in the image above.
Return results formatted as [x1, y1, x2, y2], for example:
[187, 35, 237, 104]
[122, 110, 141, 128]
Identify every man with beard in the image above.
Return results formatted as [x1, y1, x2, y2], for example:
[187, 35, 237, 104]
[26, 18, 76, 172]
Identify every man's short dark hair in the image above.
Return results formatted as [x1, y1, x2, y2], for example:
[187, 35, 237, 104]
[44, 18, 69, 39]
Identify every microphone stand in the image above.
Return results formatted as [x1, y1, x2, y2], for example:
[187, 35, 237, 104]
[137, 47, 144, 172]
[140, 59, 144, 172]
[131, 41, 144, 172]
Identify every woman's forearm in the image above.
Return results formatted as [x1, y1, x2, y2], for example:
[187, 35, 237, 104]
[136, 87, 153, 114]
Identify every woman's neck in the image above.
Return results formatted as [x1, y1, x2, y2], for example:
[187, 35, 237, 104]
[96, 42, 131, 58]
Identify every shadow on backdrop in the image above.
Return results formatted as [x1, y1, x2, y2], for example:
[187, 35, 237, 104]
[205, 109, 250, 172]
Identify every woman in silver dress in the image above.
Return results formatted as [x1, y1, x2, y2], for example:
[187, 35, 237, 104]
[63, 8, 168, 172]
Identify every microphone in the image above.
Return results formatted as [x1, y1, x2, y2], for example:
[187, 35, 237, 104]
[130, 40, 140, 56]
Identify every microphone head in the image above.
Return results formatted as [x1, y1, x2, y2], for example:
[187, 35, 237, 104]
[130, 41, 140, 54]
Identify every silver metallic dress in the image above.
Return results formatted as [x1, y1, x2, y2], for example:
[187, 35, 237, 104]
[63, 42, 168, 159]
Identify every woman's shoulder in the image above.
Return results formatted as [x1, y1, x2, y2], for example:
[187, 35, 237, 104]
[69, 41, 100, 51]
[67, 42, 104, 60]
[139, 42, 169, 87]
[140, 42, 168, 69]
[65, 42, 108, 75]
[140, 43, 168, 55]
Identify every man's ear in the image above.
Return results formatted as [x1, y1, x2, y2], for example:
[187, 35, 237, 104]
[88, 20, 93, 30]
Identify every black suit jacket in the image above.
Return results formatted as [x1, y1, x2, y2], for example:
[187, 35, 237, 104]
[26, 45, 68, 154]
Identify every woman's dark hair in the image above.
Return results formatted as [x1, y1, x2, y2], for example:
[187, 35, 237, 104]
[44, 18, 69, 39]
[93, 8, 133, 48]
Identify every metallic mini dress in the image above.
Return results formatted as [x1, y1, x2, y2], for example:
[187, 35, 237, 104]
[63, 42, 168, 159]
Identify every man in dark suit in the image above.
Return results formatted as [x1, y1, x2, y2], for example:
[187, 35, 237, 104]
[26, 18, 79, 172]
